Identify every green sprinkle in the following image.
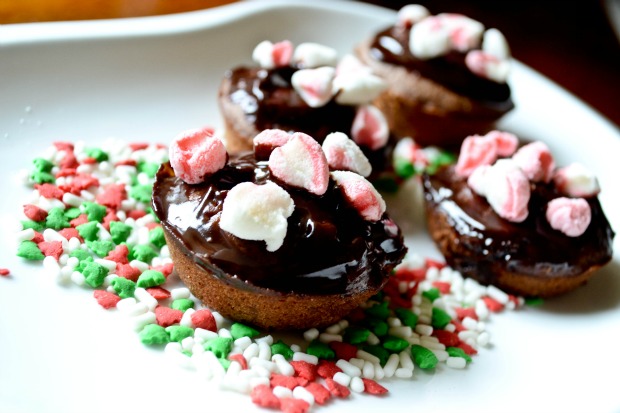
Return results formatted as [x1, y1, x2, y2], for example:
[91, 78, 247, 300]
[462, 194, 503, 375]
[171, 298, 194, 312]
[343, 326, 370, 344]
[21, 220, 45, 232]
[130, 244, 158, 263]
[165, 325, 194, 342]
[81, 261, 108, 288]
[109, 221, 133, 244]
[30, 171, 55, 184]
[76, 221, 100, 241]
[219, 357, 231, 370]
[271, 340, 294, 360]
[382, 335, 409, 353]
[360, 344, 390, 366]
[306, 340, 335, 359]
[45, 207, 71, 230]
[394, 158, 416, 179]
[63, 207, 82, 220]
[86, 239, 115, 257]
[446, 346, 472, 363]
[364, 302, 390, 320]
[411, 344, 438, 369]
[394, 308, 418, 329]
[230, 322, 260, 340]
[422, 287, 441, 303]
[525, 297, 544, 306]
[431, 307, 452, 329]
[33, 158, 54, 173]
[365, 318, 389, 337]
[148, 226, 166, 248]
[111, 277, 136, 299]
[139, 324, 170, 345]
[130, 184, 153, 203]
[70, 249, 92, 262]
[138, 161, 161, 178]
[17, 240, 44, 260]
[204, 337, 233, 359]
[84, 147, 109, 162]
[136, 270, 166, 288]
[82, 202, 107, 222]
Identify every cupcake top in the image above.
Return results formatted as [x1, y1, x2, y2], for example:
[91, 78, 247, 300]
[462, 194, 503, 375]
[223, 40, 393, 154]
[152, 127, 407, 295]
[423, 130, 614, 278]
[368, 4, 513, 108]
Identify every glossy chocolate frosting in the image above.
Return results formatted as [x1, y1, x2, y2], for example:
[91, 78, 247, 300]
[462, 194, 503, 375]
[152, 153, 407, 296]
[369, 26, 514, 112]
[423, 166, 614, 283]
[224, 66, 395, 175]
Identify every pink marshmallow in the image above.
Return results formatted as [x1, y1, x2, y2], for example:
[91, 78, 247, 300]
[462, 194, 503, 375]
[546, 197, 591, 237]
[351, 105, 389, 150]
[396, 4, 430, 28]
[454, 134, 498, 178]
[511, 141, 555, 183]
[484, 130, 518, 157]
[291, 67, 336, 108]
[169, 127, 228, 185]
[331, 171, 386, 222]
[252, 40, 293, 69]
[553, 162, 600, 198]
[269, 132, 330, 195]
[440, 13, 484, 52]
[322, 132, 372, 177]
[465, 50, 510, 83]
[253, 129, 292, 160]
[483, 160, 530, 222]
[467, 164, 491, 196]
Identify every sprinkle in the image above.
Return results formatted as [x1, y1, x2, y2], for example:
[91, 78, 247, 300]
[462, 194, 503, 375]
[362, 378, 388, 395]
[0, 268, 10, 277]
[17, 240, 45, 260]
[410, 344, 438, 369]
[139, 324, 170, 345]
[165, 325, 194, 343]
[136, 270, 166, 288]
[110, 277, 136, 299]
[191, 309, 217, 332]
[325, 377, 350, 398]
[231, 322, 260, 340]
[171, 298, 194, 312]
[155, 306, 183, 327]
[251, 384, 281, 409]
[45, 208, 71, 230]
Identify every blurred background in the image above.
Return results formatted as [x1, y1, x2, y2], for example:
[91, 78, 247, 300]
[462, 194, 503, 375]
[1, 0, 618, 127]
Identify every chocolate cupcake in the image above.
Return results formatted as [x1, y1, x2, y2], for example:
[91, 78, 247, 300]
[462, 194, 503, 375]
[152, 127, 407, 330]
[422, 131, 614, 297]
[356, 4, 514, 148]
[218, 40, 396, 178]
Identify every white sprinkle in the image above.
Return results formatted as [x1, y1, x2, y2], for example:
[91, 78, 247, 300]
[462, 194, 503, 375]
[133, 288, 158, 311]
[332, 371, 352, 387]
[258, 341, 271, 360]
[303, 328, 320, 342]
[447, 356, 467, 369]
[431, 349, 449, 362]
[131, 311, 156, 331]
[180, 308, 196, 328]
[233, 336, 252, 352]
[194, 328, 219, 342]
[243, 343, 259, 360]
[325, 323, 343, 334]
[336, 359, 362, 377]
[319, 333, 342, 343]
[486, 284, 510, 304]
[293, 352, 318, 365]
[389, 325, 413, 338]
[293, 386, 315, 406]
[218, 328, 232, 339]
[272, 354, 295, 376]
[356, 349, 380, 364]
[272, 386, 293, 399]
[16, 228, 36, 242]
[350, 376, 365, 393]
[395, 367, 414, 379]
[399, 350, 414, 371]
[477, 331, 491, 347]
[362, 361, 375, 379]
[383, 353, 400, 378]
[415, 324, 433, 336]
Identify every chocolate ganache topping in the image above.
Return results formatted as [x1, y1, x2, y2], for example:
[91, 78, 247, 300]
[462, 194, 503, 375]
[226, 66, 356, 143]
[369, 25, 514, 111]
[423, 166, 614, 283]
[152, 153, 407, 296]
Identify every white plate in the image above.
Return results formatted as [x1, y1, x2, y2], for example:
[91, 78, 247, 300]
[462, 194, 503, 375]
[1, 1, 619, 412]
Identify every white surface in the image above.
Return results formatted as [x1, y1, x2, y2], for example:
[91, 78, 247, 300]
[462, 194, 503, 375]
[1, 1, 619, 413]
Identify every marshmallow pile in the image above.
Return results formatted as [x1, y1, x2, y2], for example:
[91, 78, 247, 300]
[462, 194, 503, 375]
[454, 131, 600, 237]
[252, 41, 390, 150]
[397, 4, 511, 83]
[169, 128, 386, 252]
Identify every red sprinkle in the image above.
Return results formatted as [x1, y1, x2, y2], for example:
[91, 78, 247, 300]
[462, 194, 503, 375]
[23, 204, 48, 221]
[455, 307, 478, 321]
[432, 329, 460, 347]
[290, 360, 318, 382]
[81, 157, 98, 165]
[154, 306, 183, 327]
[482, 296, 504, 312]
[37, 241, 63, 261]
[325, 378, 350, 398]
[228, 353, 248, 370]
[394, 266, 426, 282]
[127, 210, 147, 220]
[70, 214, 89, 228]
[58, 228, 82, 243]
[55, 168, 78, 178]
[105, 244, 130, 264]
[93, 290, 121, 309]
[35, 183, 64, 200]
[102, 209, 120, 231]
[129, 143, 150, 151]
[115, 263, 141, 282]
[279, 398, 310, 413]
[53, 141, 75, 152]
[96, 184, 126, 210]
[432, 281, 451, 294]
[0, 268, 10, 276]
[316, 360, 342, 379]
[61, 173, 99, 194]
[270, 374, 300, 390]
[151, 262, 174, 277]
[59, 152, 79, 170]
[31, 231, 44, 244]
[457, 341, 478, 356]
[362, 378, 389, 395]
[304, 382, 331, 405]
[250, 385, 280, 409]
[190, 309, 217, 332]
[425, 258, 446, 269]
[115, 159, 138, 167]
[146, 286, 171, 301]
[329, 341, 358, 361]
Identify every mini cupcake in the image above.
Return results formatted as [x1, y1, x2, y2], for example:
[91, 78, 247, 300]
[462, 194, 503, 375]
[152, 127, 407, 329]
[422, 130, 614, 297]
[356, 4, 515, 148]
[218, 40, 396, 178]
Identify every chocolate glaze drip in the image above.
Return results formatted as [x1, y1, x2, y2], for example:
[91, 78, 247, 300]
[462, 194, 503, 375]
[423, 166, 614, 283]
[225, 66, 394, 175]
[369, 26, 513, 111]
[152, 153, 407, 295]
